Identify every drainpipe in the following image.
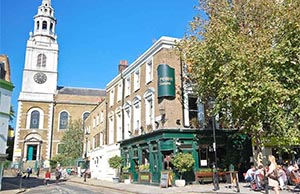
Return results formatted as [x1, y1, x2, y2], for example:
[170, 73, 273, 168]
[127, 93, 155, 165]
[49, 98, 56, 160]
[121, 72, 125, 140]
[105, 101, 108, 145]
[179, 56, 188, 128]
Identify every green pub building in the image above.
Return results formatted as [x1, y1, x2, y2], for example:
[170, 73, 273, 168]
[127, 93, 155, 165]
[84, 36, 252, 183]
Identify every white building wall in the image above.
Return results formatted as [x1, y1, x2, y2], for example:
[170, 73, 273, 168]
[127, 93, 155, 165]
[0, 86, 12, 191]
[0, 88, 12, 154]
[89, 144, 120, 181]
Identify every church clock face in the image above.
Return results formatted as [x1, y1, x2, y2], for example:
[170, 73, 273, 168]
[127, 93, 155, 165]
[33, 72, 47, 84]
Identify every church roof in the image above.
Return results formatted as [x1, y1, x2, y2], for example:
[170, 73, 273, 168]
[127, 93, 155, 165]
[57, 86, 106, 97]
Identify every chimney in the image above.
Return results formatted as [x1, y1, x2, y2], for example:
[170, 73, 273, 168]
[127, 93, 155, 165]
[118, 60, 128, 73]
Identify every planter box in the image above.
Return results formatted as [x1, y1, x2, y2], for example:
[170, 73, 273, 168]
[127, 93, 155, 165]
[121, 172, 132, 183]
[138, 171, 152, 183]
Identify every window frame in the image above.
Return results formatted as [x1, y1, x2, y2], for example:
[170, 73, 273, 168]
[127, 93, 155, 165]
[37, 53, 47, 67]
[117, 81, 122, 102]
[26, 108, 44, 129]
[59, 111, 69, 130]
[125, 77, 131, 97]
[134, 69, 140, 92]
[145, 59, 153, 84]
[144, 89, 155, 127]
[123, 102, 132, 139]
[109, 88, 114, 107]
[42, 21, 47, 30]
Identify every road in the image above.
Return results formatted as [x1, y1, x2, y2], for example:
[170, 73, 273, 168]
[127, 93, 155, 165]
[2, 177, 131, 194]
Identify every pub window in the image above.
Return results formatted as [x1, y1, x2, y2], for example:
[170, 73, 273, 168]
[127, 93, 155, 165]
[134, 69, 140, 91]
[146, 59, 153, 84]
[142, 148, 149, 165]
[133, 149, 138, 158]
[188, 97, 198, 121]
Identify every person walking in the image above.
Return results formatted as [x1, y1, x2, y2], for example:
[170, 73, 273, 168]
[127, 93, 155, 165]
[26, 167, 32, 179]
[55, 168, 61, 184]
[36, 167, 40, 177]
[44, 170, 51, 185]
[266, 155, 280, 194]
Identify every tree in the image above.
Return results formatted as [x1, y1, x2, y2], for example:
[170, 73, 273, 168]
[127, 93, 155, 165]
[178, 0, 300, 163]
[59, 119, 84, 162]
[172, 152, 195, 180]
[108, 155, 123, 178]
[6, 106, 15, 161]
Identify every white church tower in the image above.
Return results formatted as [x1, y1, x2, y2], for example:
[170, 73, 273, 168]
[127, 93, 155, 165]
[13, 0, 105, 168]
[13, 0, 58, 164]
[19, 0, 58, 102]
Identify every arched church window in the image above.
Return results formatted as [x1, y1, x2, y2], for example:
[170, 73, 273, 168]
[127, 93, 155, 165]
[37, 54, 46, 67]
[83, 112, 90, 121]
[50, 23, 53, 33]
[42, 21, 47, 30]
[30, 110, 40, 129]
[37, 21, 40, 30]
[59, 111, 69, 129]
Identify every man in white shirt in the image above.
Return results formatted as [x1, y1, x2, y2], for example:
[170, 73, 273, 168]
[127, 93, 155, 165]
[245, 165, 256, 183]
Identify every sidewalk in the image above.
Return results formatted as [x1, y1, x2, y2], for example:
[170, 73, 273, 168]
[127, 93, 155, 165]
[68, 176, 298, 194]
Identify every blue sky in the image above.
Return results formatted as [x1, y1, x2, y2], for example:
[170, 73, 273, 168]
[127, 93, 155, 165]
[1, 0, 198, 128]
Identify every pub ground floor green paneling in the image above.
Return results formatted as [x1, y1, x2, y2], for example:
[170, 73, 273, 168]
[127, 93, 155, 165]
[119, 129, 251, 185]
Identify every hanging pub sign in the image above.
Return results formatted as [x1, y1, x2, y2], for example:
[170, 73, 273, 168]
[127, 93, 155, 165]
[157, 64, 175, 98]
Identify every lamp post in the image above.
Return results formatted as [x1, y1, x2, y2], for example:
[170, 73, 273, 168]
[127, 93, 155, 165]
[84, 132, 89, 182]
[19, 140, 26, 189]
[212, 115, 219, 191]
[210, 100, 219, 191]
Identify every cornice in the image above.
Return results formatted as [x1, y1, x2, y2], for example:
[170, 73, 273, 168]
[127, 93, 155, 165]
[0, 79, 14, 91]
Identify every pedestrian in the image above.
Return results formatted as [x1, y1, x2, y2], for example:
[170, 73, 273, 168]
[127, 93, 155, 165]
[26, 167, 32, 179]
[83, 169, 87, 182]
[244, 165, 256, 186]
[55, 168, 61, 184]
[44, 170, 51, 185]
[36, 167, 40, 177]
[266, 155, 280, 194]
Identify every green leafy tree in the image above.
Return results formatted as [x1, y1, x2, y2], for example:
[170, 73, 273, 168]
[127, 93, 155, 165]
[108, 155, 123, 177]
[178, 0, 300, 162]
[6, 106, 15, 161]
[59, 119, 84, 162]
[172, 152, 195, 179]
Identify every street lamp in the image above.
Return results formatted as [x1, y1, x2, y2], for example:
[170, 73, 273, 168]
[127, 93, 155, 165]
[84, 131, 89, 182]
[212, 114, 219, 191]
[209, 100, 219, 191]
[19, 140, 27, 189]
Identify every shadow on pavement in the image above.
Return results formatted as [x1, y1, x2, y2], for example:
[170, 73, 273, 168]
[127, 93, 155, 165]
[2, 176, 67, 192]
